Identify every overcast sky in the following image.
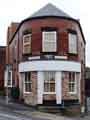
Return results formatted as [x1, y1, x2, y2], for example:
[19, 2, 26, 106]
[0, 0, 89, 67]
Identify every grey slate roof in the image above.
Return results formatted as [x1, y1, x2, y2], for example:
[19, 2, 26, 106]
[30, 3, 72, 19]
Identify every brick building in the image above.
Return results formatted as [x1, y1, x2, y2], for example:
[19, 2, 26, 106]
[5, 3, 86, 111]
[0, 46, 6, 91]
[85, 67, 90, 97]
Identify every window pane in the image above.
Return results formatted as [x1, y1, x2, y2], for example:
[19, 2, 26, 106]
[42, 31, 56, 52]
[28, 83, 32, 92]
[44, 83, 49, 92]
[25, 83, 32, 92]
[69, 72, 76, 93]
[43, 42, 56, 52]
[8, 71, 12, 86]
[50, 83, 55, 92]
[23, 34, 31, 54]
[44, 72, 55, 92]
[24, 72, 32, 92]
[8, 80, 11, 86]
[69, 33, 77, 54]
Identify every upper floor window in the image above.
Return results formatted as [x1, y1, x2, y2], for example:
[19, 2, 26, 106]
[23, 34, 31, 54]
[42, 31, 57, 52]
[68, 32, 77, 54]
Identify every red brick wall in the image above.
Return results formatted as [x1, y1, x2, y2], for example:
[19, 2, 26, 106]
[18, 18, 81, 61]
[6, 22, 19, 64]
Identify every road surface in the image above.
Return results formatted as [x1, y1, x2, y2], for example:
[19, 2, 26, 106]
[0, 106, 48, 120]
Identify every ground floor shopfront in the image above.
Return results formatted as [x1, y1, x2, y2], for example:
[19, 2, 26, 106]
[19, 60, 81, 107]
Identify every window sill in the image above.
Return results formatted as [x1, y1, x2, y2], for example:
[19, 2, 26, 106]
[24, 92, 32, 95]
[69, 92, 77, 95]
[7, 86, 12, 88]
[44, 92, 56, 94]
[22, 53, 32, 56]
[68, 52, 78, 56]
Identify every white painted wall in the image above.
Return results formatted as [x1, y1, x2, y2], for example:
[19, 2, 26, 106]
[55, 56, 67, 59]
[28, 56, 40, 60]
[55, 72, 62, 104]
[37, 72, 44, 104]
[19, 60, 81, 72]
[4, 70, 8, 87]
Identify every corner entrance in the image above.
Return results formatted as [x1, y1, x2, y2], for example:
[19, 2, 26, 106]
[37, 71, 62, 105]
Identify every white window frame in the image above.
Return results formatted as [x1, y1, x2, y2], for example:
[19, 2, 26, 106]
[42, 31, 57, 52]
[23, 34, 31, 54]
[24, 72, 32, 94]
[68, 33, 77, 54]
[68, 72, 77, 94]
[7, 70, 12, 87]
[44, 71, 56, 94]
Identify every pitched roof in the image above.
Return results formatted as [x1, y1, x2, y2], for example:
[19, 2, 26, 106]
[30, 3, 72, 19]
[9, 3, 86, 44]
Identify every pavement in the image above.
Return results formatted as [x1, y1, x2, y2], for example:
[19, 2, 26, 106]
[0, 96, 90, 120]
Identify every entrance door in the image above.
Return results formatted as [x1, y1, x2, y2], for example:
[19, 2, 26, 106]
[43, 71, 62, 104]
[37, 71, 62, 105]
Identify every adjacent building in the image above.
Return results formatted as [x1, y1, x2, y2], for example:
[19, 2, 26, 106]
[0, 46, 6, 91]
[5, 3, 86, 111]
[85, 67, 90, 97]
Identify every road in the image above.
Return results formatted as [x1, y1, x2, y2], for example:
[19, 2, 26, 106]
[0, 102, 90, 120]
[0, 112, 31, 120]
[0, 106, 48, 120]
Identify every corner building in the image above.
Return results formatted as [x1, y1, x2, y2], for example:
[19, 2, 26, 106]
[5, 4, 86, 112]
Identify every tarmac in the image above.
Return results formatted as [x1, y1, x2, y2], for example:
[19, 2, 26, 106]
[0, 96, 86, 120]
